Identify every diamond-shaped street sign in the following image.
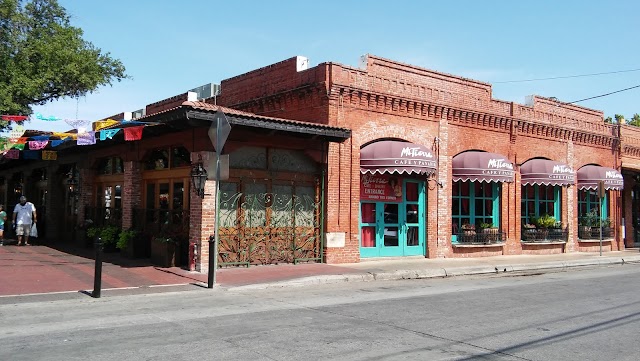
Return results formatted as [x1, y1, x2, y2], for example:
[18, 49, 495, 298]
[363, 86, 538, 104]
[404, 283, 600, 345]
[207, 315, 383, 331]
[208, 110, 231, 152]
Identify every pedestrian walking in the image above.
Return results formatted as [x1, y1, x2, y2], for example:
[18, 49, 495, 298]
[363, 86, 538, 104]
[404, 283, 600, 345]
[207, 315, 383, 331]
[0, 205, 6, 246]
[12, 196, 37, 246]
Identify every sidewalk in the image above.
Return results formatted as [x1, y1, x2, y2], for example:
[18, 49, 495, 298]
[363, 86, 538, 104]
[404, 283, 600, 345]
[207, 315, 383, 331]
[1, 239, 639, 300]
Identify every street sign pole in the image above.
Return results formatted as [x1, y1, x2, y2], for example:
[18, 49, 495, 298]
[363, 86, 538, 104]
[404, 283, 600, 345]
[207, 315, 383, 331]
[207, 110, 231, 288]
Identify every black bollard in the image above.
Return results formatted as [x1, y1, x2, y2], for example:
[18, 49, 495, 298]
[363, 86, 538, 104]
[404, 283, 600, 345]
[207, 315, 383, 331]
[92, 237, 103, 298]
[207, 235, 215, 288]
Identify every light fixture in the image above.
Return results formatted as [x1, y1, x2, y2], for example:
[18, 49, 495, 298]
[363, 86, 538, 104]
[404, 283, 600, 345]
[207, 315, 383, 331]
[190, 162, 208, 199]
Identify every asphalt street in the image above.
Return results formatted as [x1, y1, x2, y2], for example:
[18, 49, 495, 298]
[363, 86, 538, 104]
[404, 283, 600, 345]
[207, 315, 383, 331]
[1, 264, 639, 360]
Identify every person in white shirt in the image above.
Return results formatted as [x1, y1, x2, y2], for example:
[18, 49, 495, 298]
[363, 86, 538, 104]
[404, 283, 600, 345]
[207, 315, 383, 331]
[12, 196, 37, 246]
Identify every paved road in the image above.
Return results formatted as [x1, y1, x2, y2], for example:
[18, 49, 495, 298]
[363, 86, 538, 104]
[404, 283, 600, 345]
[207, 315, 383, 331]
[1, 265, 639, 360]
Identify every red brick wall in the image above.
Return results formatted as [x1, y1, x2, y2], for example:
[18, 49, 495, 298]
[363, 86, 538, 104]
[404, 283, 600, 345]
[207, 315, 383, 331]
[122, 161, 142, 230]
[198, 54, 625, 262]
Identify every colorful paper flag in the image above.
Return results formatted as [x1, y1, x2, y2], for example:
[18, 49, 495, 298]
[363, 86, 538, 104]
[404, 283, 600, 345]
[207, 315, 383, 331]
[99, 128, 120, 141]
[9, 125, 24, 139]
[34, 113, 61, 121]
[28, 140, 48, 150]
[13, 144, 24, 151]
[124, 126, 144, 141]
[51, 140, 64, 147]
[93, 119, 120, 131]
[23, 150, 39, 159]
[52, 132, 78, 140]
[5, 149, 19, 159]
[16, 137, 28, 144]
[1, 115, 28, 121]
[65, 119, 91, 129]
[77, 131, 96, 145]
[42, 150, 57, 160]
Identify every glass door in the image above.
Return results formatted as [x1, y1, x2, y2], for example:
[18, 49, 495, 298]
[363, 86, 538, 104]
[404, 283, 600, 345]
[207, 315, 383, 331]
[359, 180, 425, 257]
[403, 180, 424, 256]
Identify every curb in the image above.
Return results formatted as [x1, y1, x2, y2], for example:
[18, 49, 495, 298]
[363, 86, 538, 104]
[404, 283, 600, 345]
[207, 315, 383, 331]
[227, 255, 640, 290]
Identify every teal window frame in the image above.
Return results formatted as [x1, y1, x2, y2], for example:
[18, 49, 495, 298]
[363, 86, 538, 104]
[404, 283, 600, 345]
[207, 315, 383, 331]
[452, 181, 501, 240]
[578, 189, 609, 220]
[521, 185, 561, 224]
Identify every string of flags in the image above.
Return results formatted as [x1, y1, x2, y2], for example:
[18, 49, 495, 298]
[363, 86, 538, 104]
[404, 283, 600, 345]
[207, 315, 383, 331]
[0, 113, 158, 161]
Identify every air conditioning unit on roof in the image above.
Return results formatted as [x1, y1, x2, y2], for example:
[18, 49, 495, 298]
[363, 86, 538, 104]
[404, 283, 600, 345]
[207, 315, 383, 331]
[189, 83, 221, 101]
[131, 109, 146, 119]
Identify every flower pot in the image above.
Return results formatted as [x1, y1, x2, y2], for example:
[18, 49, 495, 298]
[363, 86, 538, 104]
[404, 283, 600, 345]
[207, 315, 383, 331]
[151, 239, 176, 268]
[482, 228, 499, 244]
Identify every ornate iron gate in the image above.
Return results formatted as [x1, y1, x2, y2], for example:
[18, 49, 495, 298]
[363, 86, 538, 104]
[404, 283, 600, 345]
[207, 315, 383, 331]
[217, 174, 325, 267]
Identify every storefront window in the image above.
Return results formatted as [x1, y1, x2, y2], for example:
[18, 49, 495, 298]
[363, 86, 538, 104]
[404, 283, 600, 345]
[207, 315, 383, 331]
[521, 185, 561, 224]
[97, 156, 124, 175]
[171, 147, 190, 168]
[452, 181, 500, 234]
[578, 189, 608, 222]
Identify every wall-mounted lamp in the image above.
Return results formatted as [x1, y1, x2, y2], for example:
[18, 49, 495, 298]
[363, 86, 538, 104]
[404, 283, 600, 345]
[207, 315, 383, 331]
[190, 162, 208, 199]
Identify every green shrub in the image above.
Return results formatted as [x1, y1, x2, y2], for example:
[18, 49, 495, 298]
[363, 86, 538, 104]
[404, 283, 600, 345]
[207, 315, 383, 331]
[117, 229, 138, 250]
[535, 214, 556, 229]
[86, 225, 120, 247]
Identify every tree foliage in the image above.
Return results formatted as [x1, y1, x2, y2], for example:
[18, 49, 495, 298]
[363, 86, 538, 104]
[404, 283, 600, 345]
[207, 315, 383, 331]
[0, 0, 127, 117]
[628, 113, 640, 127]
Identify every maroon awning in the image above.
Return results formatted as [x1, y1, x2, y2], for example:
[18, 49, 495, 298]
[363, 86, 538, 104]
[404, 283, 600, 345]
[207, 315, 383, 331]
[452, 151, 514, 183]
[520, 159, 575, 186]
[360, 140, 437, 175]
[577, 165, 624, 190]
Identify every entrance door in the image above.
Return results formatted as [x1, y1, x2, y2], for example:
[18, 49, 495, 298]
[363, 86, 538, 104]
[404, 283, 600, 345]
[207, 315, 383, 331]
[360, 180, 425, 257]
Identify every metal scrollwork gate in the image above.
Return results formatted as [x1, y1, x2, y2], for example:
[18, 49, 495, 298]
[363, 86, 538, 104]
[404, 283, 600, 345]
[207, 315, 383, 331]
[217, 175, 325, 267]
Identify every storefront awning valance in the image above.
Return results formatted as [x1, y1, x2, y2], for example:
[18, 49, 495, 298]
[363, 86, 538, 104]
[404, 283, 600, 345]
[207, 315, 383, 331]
[360, 140, 437, 175]
[452, 151, 514, 183]
[520, 159, 575, 186]
[577, 165, 624, 190]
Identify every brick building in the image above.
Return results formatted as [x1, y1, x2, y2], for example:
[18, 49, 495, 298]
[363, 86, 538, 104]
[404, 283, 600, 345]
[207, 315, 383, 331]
[1, 54, 638, 273]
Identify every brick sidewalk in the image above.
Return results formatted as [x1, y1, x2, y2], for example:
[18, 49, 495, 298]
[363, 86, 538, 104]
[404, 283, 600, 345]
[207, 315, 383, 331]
[0, 241, 360, 297]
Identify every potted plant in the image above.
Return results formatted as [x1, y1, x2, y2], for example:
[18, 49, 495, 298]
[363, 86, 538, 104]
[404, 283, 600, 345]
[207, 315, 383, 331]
[579, 209, 599, 239]
[118, 228, 141, 258]
[461, 223, 476, 243]
[479, 222, 499, 243]
[522, 223, 537, 242]
[87, 225, 120, 252]
[151, 232, 178, 267]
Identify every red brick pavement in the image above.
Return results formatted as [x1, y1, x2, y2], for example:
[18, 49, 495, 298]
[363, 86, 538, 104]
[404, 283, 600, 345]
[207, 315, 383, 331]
[0, 242, 360, 297]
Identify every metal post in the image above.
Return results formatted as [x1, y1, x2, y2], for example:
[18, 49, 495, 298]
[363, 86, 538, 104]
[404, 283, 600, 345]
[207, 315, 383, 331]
[92, 237, 103, 298]
[213, 145, 220, 284]
[207, 116, 222, 288]
[207, 235, 215, 288]
[599, 193, 603, 256]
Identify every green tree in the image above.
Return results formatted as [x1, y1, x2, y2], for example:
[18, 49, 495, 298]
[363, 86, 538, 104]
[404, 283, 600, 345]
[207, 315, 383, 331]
[0, 0, 127, 119]
[604, 116, 613, 123]
[628, 113, 640, 127]
[614, 114, 625, 124]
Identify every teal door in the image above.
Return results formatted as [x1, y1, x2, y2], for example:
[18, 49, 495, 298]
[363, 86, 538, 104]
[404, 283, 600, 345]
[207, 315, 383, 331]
[360, 180, 425, 257]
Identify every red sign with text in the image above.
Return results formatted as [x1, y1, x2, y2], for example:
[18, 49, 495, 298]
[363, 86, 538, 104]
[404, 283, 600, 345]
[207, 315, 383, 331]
[360, 174, 403, 202]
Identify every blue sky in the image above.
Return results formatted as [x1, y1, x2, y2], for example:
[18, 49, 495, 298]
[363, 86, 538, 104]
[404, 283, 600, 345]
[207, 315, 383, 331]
[26, 0, 640, 133]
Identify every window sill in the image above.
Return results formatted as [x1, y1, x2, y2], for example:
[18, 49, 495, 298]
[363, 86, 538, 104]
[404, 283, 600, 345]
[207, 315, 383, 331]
[578, 239, 613, 243]
[452, 242, 505, 248]
[521, 241, 566, 245]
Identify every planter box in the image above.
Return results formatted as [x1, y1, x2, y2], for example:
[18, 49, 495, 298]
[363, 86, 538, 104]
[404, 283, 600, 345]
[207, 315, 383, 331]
[151, 240, 176, 268]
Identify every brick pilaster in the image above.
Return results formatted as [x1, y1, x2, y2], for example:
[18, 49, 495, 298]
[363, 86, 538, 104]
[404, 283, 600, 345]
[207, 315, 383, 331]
[436, 116, 451, 258]
[189, 151, 217, 272]
[122, 161, 142, 230]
